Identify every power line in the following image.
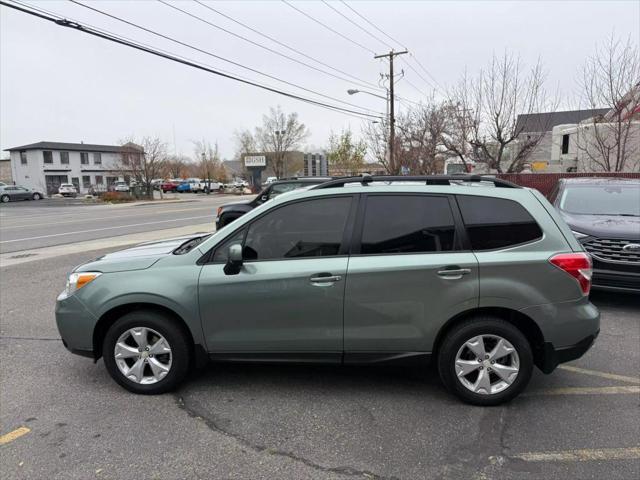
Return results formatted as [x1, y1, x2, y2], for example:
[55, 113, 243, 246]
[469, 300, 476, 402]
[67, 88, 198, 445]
[158, 0, 380, 94]
[281, 0, 376, 55]
[339, 0, 407, 50]
[193, 0, 381, 92]
[1, 0, 382, 120]
[340, 1, 444, 93]
[67, 0, 380, 115]
[320, 0, 394, 51]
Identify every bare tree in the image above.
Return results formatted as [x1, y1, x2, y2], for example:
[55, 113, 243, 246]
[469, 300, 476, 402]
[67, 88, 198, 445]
[450, 52, 555, 173]
[255, 106, 309, 178]
[119, 136, 167, 199]
[577, 34, 640, 172]
[164, 155, 189, 179]
[441, 72, 477, 171]
[362, 119, 392, 173]
[327, 128, 367, 175]
[193, 140, 226, 190]
[396, 101, 449, 174]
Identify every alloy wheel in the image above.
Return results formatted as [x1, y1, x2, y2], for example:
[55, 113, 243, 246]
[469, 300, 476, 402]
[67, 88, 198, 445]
[454, 334, 520, 395]
[114, 327, 172, 384]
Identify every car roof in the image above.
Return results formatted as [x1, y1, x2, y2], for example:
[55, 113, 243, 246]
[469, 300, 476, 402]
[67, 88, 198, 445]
[271, 177, 332, 185]
[559, 177, 640, 185]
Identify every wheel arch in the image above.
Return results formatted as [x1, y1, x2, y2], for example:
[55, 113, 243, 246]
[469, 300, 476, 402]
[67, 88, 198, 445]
[433, 307, 546, 370]
[93, 302, 207, 367]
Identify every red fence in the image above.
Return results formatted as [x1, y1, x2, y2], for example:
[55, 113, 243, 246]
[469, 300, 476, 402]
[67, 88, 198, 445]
[495, 173, 640, 198]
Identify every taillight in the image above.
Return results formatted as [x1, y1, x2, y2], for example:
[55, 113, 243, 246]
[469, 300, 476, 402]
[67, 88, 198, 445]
[549, 252, 592, 295]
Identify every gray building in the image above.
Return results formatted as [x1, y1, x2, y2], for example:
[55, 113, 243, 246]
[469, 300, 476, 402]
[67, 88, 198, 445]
[303, 153, 328, 177]
[515, 109, 609, 170]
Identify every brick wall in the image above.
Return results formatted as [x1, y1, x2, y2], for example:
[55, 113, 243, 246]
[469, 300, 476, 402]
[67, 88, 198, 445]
[495, 172, 640, 198]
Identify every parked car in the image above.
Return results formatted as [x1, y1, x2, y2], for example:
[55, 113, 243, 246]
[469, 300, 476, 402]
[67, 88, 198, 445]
[0, 185, 44, 202]
[56, 174, 599, 405]
[58, 183, 78, 197]
[551, 177, 640, 293]
[203, 181, 221, 193]
[215, 177, 332, 229]
[265, 177, 278, 184]
[161, 180, 179, 193]
[176, 181, 192, 193]
[113, 181, 130, 193]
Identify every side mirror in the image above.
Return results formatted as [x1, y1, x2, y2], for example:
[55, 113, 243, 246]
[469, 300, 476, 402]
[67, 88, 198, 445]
[223, 244, 243, 275]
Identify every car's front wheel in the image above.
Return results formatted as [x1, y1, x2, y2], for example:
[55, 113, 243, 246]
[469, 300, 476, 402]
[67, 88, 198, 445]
[102, 310, 191, 394]
[437, 317, 533, 406]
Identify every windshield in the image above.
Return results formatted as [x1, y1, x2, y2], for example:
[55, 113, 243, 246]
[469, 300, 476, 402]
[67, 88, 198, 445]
[559, 184, 640, 216]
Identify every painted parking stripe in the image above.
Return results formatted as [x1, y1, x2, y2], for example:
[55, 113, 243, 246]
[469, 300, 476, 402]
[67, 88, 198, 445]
[525, 385, 640, 396]
[558, 365, 640, 385]
[0, 215, 212, 243]
[509, 447, 640, 462]
[0, 427, 30, 445]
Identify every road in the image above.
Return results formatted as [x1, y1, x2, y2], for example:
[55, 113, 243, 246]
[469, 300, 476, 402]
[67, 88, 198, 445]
[0, 194, 244, 254]
[0, 247, 638, 479]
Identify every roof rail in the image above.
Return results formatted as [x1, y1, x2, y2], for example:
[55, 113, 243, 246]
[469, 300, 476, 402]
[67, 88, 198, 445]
[311, 174, 520, 189]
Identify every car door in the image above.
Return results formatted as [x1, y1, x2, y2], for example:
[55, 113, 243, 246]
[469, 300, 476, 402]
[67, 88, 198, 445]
[343, 194, 479, 356]
[16, 187, 30, 199]
[198, 194, 357, 360]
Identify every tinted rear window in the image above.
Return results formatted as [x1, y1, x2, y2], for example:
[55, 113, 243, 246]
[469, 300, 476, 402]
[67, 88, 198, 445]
[360, 195, 458, 254]
[457, 196, 542, 250]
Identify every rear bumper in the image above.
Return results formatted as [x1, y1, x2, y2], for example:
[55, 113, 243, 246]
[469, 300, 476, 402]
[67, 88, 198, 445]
[538, 330, 599, 374]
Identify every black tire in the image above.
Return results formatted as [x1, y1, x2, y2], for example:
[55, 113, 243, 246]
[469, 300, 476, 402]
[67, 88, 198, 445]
[0, 194, 9, 203]
[437, 316, 533, 406]
[102, 310, 192, 394]
[32, 193, 42, 200]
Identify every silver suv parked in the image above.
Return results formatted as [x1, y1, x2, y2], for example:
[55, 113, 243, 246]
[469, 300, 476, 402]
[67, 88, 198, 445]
[56, 175, 600, 405]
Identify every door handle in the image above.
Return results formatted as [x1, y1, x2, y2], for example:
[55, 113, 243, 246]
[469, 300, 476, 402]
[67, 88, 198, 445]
[437, 268, 471, 279]
[309, 273, 342, 284]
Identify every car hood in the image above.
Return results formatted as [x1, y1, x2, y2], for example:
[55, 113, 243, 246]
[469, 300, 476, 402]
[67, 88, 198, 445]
[75, 233, 206, 273]
[559, 211, 640, 240]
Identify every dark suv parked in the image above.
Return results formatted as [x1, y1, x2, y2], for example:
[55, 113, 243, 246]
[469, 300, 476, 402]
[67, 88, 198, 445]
[215, 177, 331, 229]
[551, 177, 640, 293]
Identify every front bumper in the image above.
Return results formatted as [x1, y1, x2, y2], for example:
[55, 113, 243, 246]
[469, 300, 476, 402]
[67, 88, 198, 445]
[592, 267, 640, 293]
[538, 330, 599, 374]
[55, 292, 99, 358]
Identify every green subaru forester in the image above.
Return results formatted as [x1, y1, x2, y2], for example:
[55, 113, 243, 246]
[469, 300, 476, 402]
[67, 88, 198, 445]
[56, 175, 600, 405]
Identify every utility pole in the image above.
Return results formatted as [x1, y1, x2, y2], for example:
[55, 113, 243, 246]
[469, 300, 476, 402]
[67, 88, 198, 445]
[374, 50, 407, 174]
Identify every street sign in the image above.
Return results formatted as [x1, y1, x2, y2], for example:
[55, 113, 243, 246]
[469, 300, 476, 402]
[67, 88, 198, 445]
[244, 155, 266, 167]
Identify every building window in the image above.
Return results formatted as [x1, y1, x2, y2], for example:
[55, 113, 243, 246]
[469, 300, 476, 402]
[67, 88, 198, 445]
[60, 151, 70, 164]
[82, 176, 91, 188]
[43, 151, 53, 164]
[93, 152, 102, 165]
[95, 175, 103, 185]
[80, 152, 89, 165]
[20, 151, 27, 165]
[561, 134, 570, 155]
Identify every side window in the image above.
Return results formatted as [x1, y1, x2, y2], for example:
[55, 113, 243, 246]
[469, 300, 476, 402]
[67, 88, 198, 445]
[212, 228, 246, 263]
[457, 196, 543, 250]
[360, 195, 458, 254]
[268, 183, 302, 199]
[243, 197, 352, 260]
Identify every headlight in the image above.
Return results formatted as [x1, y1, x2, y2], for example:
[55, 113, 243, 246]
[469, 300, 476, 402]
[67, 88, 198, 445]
[571, 230, 589, 239]
[64, 272, 102, 297]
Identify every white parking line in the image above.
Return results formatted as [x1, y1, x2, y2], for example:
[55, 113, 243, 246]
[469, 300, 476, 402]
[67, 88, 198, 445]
[508, 446, 640, 462]
[558, 365, 640, 385]
[525, 385, 640, 396]
[0, 215, 212, 243]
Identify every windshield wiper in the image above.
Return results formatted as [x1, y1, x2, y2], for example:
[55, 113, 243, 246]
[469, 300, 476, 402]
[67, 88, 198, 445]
[174, 234, 211, 255]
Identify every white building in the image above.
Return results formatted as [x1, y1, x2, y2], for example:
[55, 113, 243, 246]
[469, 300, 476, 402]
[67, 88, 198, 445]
[4, 141, 141, 195]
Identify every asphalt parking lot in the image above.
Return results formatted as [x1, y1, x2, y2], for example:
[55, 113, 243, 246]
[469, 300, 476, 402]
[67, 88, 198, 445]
[0, 243, 638, 479]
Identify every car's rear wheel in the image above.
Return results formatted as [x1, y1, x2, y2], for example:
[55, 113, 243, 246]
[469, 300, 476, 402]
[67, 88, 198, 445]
[437, 317, 533, 406]
[102, 310, 191, 394]
[32, 193, 42, 200]
[1, 194, 9, 203]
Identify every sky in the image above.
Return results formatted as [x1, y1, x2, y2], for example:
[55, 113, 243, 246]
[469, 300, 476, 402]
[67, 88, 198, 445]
[1, 0, 639, 160]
